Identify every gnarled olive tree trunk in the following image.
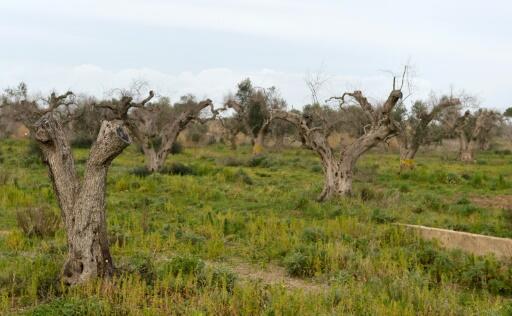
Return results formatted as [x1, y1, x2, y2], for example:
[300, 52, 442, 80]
[33, 115, 131, 284]
[458, 131, 475, 162]
[130, 99, 218, 173]
[454, 110, 498, 163]
[274, 89, 402, 201]
[252, 119, 271, 155]
[397, 97, 460, 171]
[15, 90, 154, 285]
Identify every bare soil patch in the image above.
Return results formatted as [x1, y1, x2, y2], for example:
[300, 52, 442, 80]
[471, 195, 512, 209]
[225, 260, 327, 293]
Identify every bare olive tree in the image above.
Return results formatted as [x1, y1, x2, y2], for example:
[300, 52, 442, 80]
[127, 95, 221, 172]
[453, 109, 501, 162]
[5, 83, 154, 285]
[219, 116, 245, 150]
[396, 95, 460, 170]
[273, 86, 403, 201]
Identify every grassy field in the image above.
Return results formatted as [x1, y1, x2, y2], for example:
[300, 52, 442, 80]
[0, 139, 511, 315]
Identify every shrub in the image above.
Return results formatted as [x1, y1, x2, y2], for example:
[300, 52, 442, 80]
[359, 187, 376, 201]
[370, 208, 397, 224]
[445, 173, 461, 184]
[470, 174, 484, 187]
[398, 184, 411, 193]
[26, 297, 107, 315]
[503, 208, 512, 230]
[456, 197, 471, 205]
[161, 255, 205, 277]
[223, 169, 253, 185]
[199, 266, 237, 293]
[220, 157, 245, 167]
[411, 206, 425, 214]
[160, 163, 195, 176]
[16, 207, 60, 238]
[284, 245, 328, 278]
[310, 164, 322, 173]
[494, 149, 511, 155]
[130, 166, 152, 177]
[491, 174, 511, 190]
[0, 168, 11, 185]
[414, 243, 512, 295]
[109, 225, 130, 247]
[246, 155, 274, 168]
[126, 253, 156, 285]
[301, 227, 327, 243]
[175, 229, 206, 245]
[423, 194, 443, 211]
[170, 141, 183, 154]
[223, 218, 246, 236]
[457, 204, 481, 216]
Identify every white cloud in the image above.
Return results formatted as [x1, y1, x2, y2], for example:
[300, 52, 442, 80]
[0, 62, 438, 109]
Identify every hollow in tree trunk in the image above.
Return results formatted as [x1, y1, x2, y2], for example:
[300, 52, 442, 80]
[318, 157, 353, 201]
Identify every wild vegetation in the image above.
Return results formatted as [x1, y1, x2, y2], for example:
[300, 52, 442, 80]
[0, 77, 511, 315]
[0, 137, 512, 314]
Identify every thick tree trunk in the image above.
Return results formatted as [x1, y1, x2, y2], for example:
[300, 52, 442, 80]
[399, 145, 419, 171]
[458, 133, 475, 162]
[252, 120, 271, 155]
[459, 150, 474, 162]
[273, 133, 285, 149]
[143, 148, 168, 172]
[140, 127, 179, 173]
[65, 120, 130, 284]
[252, 131, 265, 155]
[229, 135, 237, 150]
[34, 116, 131, 285]
[142, 146, 159, 172]
[318, 157, 353, 202]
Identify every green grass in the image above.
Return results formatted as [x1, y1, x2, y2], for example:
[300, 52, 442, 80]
[1, 139, 511, 315]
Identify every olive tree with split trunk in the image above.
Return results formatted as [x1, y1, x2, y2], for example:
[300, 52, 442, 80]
[273, 84, 403, 201]
[5, 83, 154, 285]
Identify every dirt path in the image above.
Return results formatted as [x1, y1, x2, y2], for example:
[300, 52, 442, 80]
[223, 260, 328, 293]
[471, 195, 512, 209]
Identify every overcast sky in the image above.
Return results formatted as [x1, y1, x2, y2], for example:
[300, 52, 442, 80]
[1, 0, 510, 110]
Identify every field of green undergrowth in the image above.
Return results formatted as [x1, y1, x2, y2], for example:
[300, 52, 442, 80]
[0, 139, 511, 315]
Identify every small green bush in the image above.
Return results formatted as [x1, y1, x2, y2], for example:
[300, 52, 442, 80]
[399, 184, 411, 193]
[199, 266, 237, 293]
[301, 227, 327, 243]
[26, 297, 107, 316]
[371, 208, 397, 224]
[160, 255, 205, 277]
[223, 168, 253, 185]
[129, 166, 152, 177]
[423, 194, 443, 211]
[220, 157, 245, 167]
[126, 253, 156, 285]
[246, 155, 274, 168]
[494, 149, 511, 155]
[284, 245, 328, 278]
[170, 141, 183, 154]
[175, 229, 206, 245]
[360, 187, 376, 201]
[160, 163, 195, 176]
